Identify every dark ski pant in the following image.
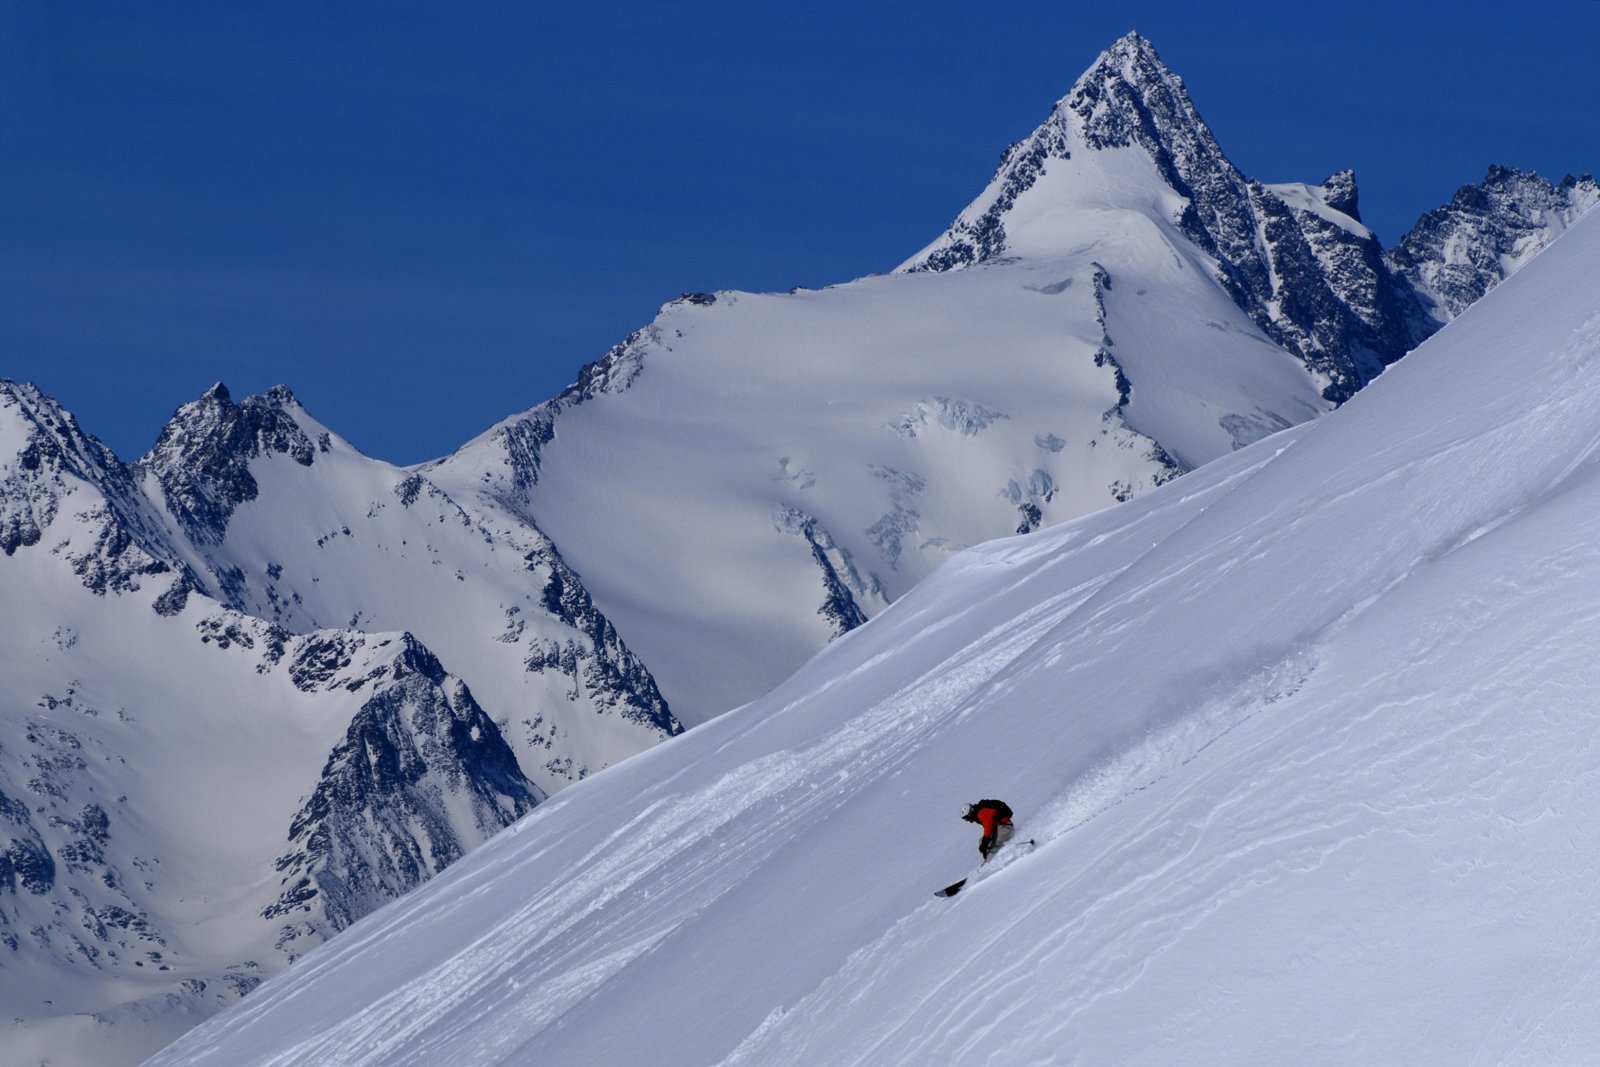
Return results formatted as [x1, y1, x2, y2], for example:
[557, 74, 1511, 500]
[981, 822, 1015, 863]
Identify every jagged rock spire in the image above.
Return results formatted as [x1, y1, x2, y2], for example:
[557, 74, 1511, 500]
[0, 379, 188, 592]
[140, 383, 330, 546]
[899, 31, 1233, 274]
[899, 31, 1424, 402]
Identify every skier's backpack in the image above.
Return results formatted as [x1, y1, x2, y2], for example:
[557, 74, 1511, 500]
[975, 798, 1013, 823]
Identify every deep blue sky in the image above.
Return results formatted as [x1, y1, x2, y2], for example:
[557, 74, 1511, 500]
[4, 1, 1597, 465]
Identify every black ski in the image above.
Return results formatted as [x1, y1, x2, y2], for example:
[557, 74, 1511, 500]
[934, 840, 1034, 898]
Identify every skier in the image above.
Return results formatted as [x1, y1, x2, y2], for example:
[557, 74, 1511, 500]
[962, 799, 1015, 863]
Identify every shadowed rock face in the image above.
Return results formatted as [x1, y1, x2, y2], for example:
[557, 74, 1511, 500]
[1388, 166, 1600, 328]
[265, 635, 542, 955]
[0, 381, 188, 594]
[140, 383, 326, 547]
[0, 371, 682, 1061]
[0, 611, 545, 1059]
[131, 375, 680, 754]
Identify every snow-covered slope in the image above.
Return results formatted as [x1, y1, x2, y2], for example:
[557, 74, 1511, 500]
[134, 382, 679, 794]
[148, 200, 1600, 1065]
[427, 261, 1323, 724]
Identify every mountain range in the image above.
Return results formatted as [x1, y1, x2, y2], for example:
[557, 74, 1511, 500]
[2, 30, 1593, 1066]
[424, 33, 1594, 722]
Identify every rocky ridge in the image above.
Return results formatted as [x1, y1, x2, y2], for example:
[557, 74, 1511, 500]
[1389, 165, 1599, 329]
[0, 377, 658, 1063]
[131, 379, 680, 790]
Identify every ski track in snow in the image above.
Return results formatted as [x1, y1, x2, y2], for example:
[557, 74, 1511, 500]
[719, 645, 1327, 1067]
[723, 488, 1600, 1065]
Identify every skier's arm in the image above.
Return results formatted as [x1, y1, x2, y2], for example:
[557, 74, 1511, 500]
[976, 808, 998, 858]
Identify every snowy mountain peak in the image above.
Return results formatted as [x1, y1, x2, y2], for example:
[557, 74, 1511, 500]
[1105, 27, 1157, 56]
[1066, 30, 1210, 155]
[2, 379, 114, 557]
[1073, 29, 1179, 100]
[1, 379, 187, 595]
[897, 32, 1221, 275]
[148, 381, 325, 461]
[1320, 169, 1361, 222]
[2, 378, 122, 478]
[899, 33, 1419, 402]
[140, 383, 338, 547]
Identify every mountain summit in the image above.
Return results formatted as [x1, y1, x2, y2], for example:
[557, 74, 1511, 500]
[901, 31, 1224, 273]
[1390, 164, 1599, 324]
[903, 31, 1424, 403]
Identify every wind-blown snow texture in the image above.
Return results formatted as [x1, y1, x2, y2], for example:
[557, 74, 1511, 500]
[150, 205, 1600, 1066]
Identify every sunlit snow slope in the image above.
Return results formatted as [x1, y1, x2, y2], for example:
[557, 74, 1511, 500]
[149, 205, 1600, 1064]
[135, 384, 679, 795]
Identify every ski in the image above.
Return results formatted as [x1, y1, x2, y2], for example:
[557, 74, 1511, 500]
[934, 839, 1035, 898]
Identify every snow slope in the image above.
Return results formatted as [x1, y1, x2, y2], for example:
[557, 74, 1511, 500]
[429, 255, 1325, 725]
[147, 196, 1600, 1063]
